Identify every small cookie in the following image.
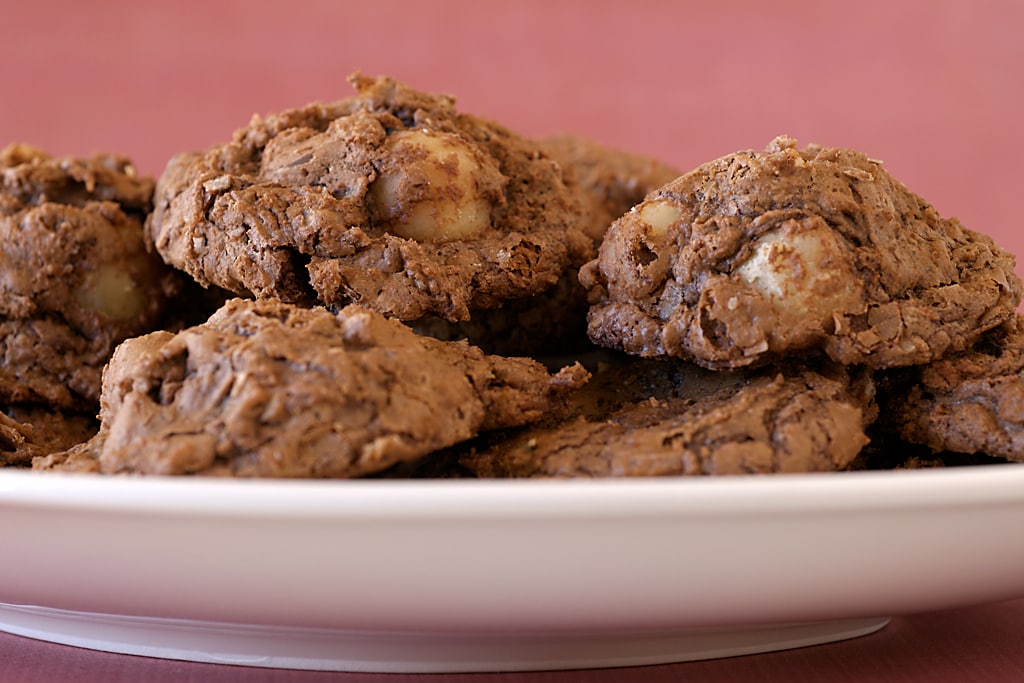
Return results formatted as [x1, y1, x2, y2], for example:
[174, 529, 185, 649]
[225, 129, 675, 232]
[879, 315, 1024, 462]
[0, 144, 181, 408]
[580, 136, 1022, 370]
[460, 355, 875, 477]
[50, 298, 588, 477]
[146, 74, 592, 323]
[540, 133, 680, 242]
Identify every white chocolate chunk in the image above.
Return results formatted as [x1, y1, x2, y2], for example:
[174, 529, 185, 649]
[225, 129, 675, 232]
[368, 129, 499, 242]
[735, 219, 862, 330]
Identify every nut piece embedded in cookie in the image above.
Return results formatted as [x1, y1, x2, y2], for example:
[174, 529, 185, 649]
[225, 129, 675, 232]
[0, 144, 182, 409]
[368, 129, 504, 242]
[146, 74, 591, 323]
[57, 298, 589, 478]
[580, 135, 1022, 370]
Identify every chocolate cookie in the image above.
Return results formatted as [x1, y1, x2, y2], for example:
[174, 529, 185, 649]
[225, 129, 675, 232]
[460, 354, 875, 477]
[146, 74, 592, 323]
[0, 144, 181, 409]
[47, 298, 588, 477]
[879, 315, 1024, 462]
[580, 136, 1022, 370]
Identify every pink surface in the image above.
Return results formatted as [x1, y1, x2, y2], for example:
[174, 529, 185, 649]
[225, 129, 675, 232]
[2, 0, 1022, 273]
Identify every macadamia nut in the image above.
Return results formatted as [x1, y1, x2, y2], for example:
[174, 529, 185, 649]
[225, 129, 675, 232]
[638, 200, 682, 237]
[368, 129, 505, 242]
[76, 263, 150, 322]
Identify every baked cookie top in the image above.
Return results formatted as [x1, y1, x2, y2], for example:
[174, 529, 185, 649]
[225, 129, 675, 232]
[0, 144, 179, 408]
[460, 355, 875, 477]
[55, 298, 588, 477]
[880, 315, 1024, 462]
[580, 136, 1022, 370]
[147, 74, 592, 322]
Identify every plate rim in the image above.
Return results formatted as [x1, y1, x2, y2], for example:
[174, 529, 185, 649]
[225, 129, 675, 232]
[3, 463, 1024, 519]
[3, 463, 1024, 665]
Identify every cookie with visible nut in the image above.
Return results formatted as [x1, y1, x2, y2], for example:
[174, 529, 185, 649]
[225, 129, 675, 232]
[146, 74, 592, 324]
[0, 144, 182, 409]
[44, 298, 589, 477]
[459, 354, 876, 478]
[579, 135, 1022, 370]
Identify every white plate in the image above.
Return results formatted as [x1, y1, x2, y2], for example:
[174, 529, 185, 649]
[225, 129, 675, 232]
[2, 464, 1024, 672]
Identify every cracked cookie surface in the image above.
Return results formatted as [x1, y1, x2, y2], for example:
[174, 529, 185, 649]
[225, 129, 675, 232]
[459, 354, 875, 477]
[580, 136, 1022, 370]
[146, 74, 592, 323]
[0, 144, 181, 408]
[42, 298, 588, 477]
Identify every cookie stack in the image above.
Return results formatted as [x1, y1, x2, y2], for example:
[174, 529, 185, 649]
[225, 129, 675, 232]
[0, 144, 182, 466]
[5, 76, 1022, 477]
[460, 135, 1023, 476]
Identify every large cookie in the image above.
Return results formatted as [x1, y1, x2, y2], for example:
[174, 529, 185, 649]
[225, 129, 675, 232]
[42, 298, 588, 477]
[459, 354, 876, 477]
[580, 136, 1022, 370]
[879, 315, 1024, 462]
[0, 144, 181, 408]
[146, 74, 592, 323]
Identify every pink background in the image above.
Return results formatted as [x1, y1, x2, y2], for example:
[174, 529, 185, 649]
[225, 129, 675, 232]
[2, 0, 1022, 281]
